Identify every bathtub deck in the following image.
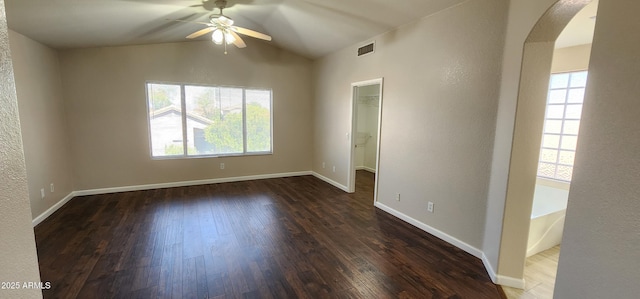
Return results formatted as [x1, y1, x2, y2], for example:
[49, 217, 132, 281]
[532, 184, 568, 219]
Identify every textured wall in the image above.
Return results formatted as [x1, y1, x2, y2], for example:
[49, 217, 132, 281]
[313, 0, 508, 250]
[9, 30, 74, 220]
[554, 0, 640, 297]
[0, 1, 43, 298]
[59, 40, 313, 190]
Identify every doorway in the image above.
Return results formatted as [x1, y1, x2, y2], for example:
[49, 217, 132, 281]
[499, 0, 597, 297]
[347, 78, 383, 202]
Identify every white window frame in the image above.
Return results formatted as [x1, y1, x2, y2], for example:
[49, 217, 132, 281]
[145, 81, 273, 159]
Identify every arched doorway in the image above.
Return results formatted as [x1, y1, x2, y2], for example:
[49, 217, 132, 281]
[496, 0, 595, 294]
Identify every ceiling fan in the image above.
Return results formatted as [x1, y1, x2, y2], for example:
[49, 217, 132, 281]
[176, 0, 272, 54]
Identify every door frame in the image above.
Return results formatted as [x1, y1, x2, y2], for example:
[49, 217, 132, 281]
[347, 78, 384, 203]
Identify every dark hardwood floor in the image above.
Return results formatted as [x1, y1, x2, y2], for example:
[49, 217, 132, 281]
[35, 171, 504, 298]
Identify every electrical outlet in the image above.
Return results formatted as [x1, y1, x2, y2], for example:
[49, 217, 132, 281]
[220, 163, 225, 170]
[396, 193, 400, 201]
[322, 162, 326, 169]
[50, 183, 55, 193]
[332, 166, 336, 172]
[40, 188, 45, 199]
[427, 201, 434, 213]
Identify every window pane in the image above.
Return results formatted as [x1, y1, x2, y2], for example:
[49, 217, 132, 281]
[246, 89, 272, 152]
[567, 88, 585, 103]
[148, 83, 273, 158]
[185, 86, 220, 155]
[561, 135, 578, 151]
[538, 71, 587, 182]
[565, 104, 583, 119]
[538, 163, 556, 178]
[558, 150, 575, 165]
[544, 120, 563, 134]
[550, 73, 569, 89]
[148, 83, 184, 157]
[192, 87, 244, 155]
[542, 134, 560, 148]
[545, 105, 565, 119]
[540, 149, 558, 163]
[556, 165, 573, 181]
[548, 90, 567, 104]
[570, 71, 588, 87]
[563, 120, 580, 135]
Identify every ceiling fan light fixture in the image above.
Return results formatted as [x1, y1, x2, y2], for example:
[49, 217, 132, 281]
[178, 0, 271, 53]
[224, 31, 236, 44]
[218, 16, 234, 26]
[212, 29, 224, 44]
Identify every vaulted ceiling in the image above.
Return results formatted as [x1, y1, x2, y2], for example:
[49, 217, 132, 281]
[5, 0, 468, 59]
[5, 0, 597, 59]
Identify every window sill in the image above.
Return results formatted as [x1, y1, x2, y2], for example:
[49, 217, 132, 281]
[151, 152, 273, 160]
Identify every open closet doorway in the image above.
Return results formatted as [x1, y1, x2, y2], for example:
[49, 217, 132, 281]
[347, 78, 383, 202]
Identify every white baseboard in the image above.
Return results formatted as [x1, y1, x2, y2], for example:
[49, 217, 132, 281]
[482, 253, 526, 289]
[74, 171, 312, 197]
[311, 172, 349, 192]
[482, 254, 499, 284]
[497, 275, 526, 289]
[32, 192, 75, 227]
[356, 166, 376, 173]
[374, 201, 483, 258]
[376, 201, 524, 288]
[33, 171, 312, 225]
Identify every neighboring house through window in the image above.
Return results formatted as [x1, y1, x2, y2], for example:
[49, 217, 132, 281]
[537, 71, 587, 182]
[146, 83, 272, 158]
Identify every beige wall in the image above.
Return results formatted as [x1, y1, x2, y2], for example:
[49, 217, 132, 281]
[0, 1, 42, 297]
[551, 44, 592, 73]
[313, 0, 507, 250]
[59, 40, 313, 190]
[555, 0, 640, 297]
[9, 30, 74, 220]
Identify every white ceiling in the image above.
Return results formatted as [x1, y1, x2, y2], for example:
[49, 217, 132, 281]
[555, 0, 598, 49]
[5, 0, 597, 59]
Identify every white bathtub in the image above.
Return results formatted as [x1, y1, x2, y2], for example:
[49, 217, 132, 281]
[526, 181, 569, 257]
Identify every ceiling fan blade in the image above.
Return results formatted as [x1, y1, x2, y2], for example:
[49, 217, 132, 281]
[168, 18, 211, 26]
[186, 27, 214, 39]
[231, 26, 272, 41]
[229, 31, 246, 48]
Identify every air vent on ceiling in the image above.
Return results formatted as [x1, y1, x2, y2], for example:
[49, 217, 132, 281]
[357, 42, 375, 57]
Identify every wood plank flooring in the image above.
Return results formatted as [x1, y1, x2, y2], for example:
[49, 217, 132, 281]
[35, 171, 504, 298]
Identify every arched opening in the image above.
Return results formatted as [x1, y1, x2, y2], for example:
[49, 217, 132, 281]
[497, 0, 596, 295]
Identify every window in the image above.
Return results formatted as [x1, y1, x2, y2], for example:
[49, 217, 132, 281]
[146, 82, 272, 158]
[537, 71, 587, 181]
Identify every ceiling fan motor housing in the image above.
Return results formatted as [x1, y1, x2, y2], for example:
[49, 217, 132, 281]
[215, 0, 228, 10]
